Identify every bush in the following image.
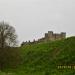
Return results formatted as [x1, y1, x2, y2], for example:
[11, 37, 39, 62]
[0, 47, 22, 70]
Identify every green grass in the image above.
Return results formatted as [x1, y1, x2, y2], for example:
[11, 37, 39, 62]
[1, 36, 75, 75]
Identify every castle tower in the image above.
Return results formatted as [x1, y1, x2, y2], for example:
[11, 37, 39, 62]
[61, 32, 66, 38]
[44, 31, 66, 42]
[45, 33, 48, 38]
[48, 31, 53, 38]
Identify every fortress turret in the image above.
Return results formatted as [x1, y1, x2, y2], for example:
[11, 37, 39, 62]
[44, 31, 66, 41]
[61, 32, 66, 38]
[48, 31, 53, 38]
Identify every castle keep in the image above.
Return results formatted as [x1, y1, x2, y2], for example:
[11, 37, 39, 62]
[38, 31, 66, 42]
[21, 31, 66, 46]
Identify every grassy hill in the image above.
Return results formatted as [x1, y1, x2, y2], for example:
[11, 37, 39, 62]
[0, 36, 75, 75]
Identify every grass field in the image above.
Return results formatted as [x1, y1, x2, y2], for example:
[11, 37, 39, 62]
[0, 36, 75, 75]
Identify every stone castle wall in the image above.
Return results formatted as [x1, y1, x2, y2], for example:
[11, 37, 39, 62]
[38, 31, 66, 42]
[21, 31, 66, 46]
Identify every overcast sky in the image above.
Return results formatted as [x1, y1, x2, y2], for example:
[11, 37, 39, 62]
[0, 0, 75, 44]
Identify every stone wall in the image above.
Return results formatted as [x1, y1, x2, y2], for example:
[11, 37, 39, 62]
[21, 31, 66, 46]
[38, 31, 66, 42]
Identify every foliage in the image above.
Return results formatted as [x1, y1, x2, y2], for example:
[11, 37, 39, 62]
[12, 36, 75, 75]
[0, 47, 22, 70]
[0, 36, 75, 75]
[0, 21, 17, 48]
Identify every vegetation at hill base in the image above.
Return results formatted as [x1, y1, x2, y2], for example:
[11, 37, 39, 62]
[0, 36, 75, 75]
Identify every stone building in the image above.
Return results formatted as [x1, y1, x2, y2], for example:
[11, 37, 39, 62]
[21, 31, 66, 46]
[38, 31, 66, 42]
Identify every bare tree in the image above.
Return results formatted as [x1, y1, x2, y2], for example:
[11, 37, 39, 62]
[0, 21, 17, 48]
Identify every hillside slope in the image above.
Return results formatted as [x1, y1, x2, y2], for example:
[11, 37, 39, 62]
[1, 36, 75, 75]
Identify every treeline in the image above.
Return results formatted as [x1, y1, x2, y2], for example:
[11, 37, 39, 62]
[0, 21, 22, 70]
[0, 47, 22, 70]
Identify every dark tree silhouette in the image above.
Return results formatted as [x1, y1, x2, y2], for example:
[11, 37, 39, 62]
[0, 22, 21, 70]
[0, 21, 17, 48]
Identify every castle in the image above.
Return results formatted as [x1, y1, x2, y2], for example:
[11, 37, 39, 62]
[21, 31, 66, 46]
[38, 31, 66, 42]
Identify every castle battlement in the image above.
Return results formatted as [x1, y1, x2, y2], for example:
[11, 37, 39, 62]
[21, 31, 66, 46]
[38, 31, 66, 42]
